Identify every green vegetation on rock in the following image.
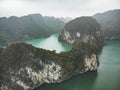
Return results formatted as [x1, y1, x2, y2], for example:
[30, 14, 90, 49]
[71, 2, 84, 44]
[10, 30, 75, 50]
[59, 17, 104, 52]
[0, 41, 99, 90]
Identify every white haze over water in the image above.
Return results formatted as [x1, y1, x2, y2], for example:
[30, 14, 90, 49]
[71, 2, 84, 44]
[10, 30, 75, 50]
[0, 0, 120, 18]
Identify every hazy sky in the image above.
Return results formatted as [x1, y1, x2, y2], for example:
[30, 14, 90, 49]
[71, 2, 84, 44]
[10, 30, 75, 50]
[0, 0, 120, 18]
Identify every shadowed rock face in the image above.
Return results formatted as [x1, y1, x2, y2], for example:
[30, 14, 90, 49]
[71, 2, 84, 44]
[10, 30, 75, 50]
[59, 17, 104, 52]
[0, 42, 99, 90]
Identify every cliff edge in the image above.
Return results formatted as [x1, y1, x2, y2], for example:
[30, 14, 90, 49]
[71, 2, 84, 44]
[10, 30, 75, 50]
[59, 17, 104, 52]
[0, 42, 99, 90]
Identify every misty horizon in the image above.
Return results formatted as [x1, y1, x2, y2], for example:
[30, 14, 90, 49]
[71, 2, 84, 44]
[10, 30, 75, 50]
[0, 0, 120, 18]
[0, 9, 119, 19]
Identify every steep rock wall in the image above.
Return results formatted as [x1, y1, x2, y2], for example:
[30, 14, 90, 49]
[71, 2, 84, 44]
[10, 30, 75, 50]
[59, 17, 104, 52]
[0, 42, 99, 90]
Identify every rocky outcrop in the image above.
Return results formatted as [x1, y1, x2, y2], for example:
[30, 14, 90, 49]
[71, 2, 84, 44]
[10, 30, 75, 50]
[93, 9, 120, 40]
[59, 17, 104, 52]
[0, 42, 99, 90]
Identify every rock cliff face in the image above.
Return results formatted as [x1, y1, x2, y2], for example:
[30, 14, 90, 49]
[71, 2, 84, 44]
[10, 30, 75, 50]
[0, 42, 99, 90]
[59, 17, 104, 52]
[93, 9, 120, 40]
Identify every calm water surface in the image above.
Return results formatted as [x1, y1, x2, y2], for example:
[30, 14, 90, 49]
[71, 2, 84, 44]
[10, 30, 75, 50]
[26, 34, 120, 90]
[27, 34, 72, 53]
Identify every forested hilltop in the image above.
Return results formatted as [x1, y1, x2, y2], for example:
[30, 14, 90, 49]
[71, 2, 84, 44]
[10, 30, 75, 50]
[59, 17, 104, 52]
[0, 14, 65, 47]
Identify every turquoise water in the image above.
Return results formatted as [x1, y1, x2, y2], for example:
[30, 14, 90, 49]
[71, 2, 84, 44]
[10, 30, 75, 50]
[27, 34, 72, 53]
[27, 35, 120, 90]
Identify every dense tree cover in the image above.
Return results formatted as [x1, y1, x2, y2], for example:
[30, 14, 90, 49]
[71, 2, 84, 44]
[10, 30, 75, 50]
[0, 41, 97, 80]
[0, 14, 65, 46]
[65, 17, 100, 34]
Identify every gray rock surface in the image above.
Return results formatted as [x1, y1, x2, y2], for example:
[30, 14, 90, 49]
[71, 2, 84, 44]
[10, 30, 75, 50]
[59, 17, 104, 52]
[0, 42, 99, 90]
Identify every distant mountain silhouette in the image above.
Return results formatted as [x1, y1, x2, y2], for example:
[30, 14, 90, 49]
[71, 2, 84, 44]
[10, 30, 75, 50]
[0, 14, 65, 46]
[1, 9, 120, 47]
[59, 17, 72, 23]
[93, 9, 120, 39]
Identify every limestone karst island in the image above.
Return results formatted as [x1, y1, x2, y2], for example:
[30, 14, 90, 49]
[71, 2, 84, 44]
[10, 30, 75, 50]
[0, 0, 120, 90]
